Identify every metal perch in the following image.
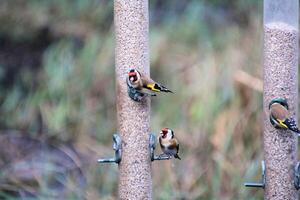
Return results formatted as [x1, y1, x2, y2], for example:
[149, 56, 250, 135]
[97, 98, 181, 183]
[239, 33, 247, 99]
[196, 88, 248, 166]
[149, 133, 171, 161]
[244, 161, 266, 189]
[98, 134, 122, 164]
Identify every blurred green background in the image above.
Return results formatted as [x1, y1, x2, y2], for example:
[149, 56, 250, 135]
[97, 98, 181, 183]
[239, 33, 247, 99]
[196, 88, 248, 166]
[0, 0, 264, 199]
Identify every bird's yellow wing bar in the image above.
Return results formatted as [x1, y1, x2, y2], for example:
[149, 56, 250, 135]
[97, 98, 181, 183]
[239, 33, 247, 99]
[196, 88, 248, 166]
[146, 84, 160, 92]
[278, 119, 288, 129]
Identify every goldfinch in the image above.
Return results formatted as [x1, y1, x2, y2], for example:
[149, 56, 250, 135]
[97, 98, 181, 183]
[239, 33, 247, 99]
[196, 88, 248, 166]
[159, 128, 181, 160]
[269, 102, 300, 134]
[126, 69, 173, 97]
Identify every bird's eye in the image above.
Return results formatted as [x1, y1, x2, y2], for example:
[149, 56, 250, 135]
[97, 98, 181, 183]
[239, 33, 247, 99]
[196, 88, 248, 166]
[129, 69, 135, 73]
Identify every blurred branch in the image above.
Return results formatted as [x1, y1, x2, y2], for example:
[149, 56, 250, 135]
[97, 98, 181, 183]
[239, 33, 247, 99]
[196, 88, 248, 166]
[233, 70, 263, 92]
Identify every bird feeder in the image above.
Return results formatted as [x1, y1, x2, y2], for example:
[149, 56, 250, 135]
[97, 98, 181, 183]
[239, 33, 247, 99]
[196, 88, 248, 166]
[263, 0, 299, 199]
[114, 0, 152, 199]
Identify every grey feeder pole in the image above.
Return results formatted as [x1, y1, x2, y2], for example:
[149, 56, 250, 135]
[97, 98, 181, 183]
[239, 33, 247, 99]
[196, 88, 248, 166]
[114, 0, 152, 199]
[263, 0, 299, 199]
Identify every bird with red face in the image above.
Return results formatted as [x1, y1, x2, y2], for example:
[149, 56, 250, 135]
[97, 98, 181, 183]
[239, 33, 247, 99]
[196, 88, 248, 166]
[159, 128, 181, 160]
[127, 69, 173, 98]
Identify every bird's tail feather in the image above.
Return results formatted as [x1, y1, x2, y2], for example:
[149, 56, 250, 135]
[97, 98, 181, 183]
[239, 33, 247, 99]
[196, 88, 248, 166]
[285, 118, 300, 134]
[174, 154, 181, 160]
[160, 84, 173, 93]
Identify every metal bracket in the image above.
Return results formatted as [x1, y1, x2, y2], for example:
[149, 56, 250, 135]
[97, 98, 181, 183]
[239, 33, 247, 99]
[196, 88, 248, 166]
[269, 98, 289, 129]
[268, 97, 289, 110]
[294, 162, 300, 190]
[149, 133, 171, 161]
[98, 134, 122, 164]
[244, 161, 266, 189]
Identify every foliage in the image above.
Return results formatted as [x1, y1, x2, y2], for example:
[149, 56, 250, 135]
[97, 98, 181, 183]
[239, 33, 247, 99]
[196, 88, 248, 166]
[0, 0, 264, 199]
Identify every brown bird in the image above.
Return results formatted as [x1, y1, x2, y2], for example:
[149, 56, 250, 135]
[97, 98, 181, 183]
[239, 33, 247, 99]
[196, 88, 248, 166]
[270, 102, 300, 134]
[126, 69, 173, 97]
[159, 128, 181, 160]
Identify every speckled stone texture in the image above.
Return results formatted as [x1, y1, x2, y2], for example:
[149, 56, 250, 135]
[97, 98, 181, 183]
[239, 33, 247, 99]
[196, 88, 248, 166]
[264, 22, 298, 199]
[114, 0, 152, 199]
